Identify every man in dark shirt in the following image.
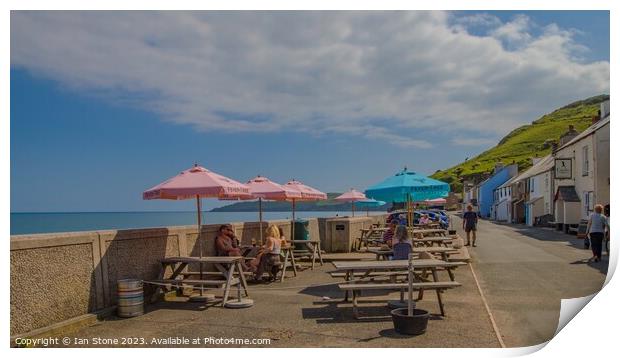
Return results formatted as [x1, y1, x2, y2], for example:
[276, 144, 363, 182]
[462, 205, 478, 247]
[214, 224, 242, 257]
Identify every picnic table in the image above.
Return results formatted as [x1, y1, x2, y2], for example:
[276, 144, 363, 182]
[149, 256, 249, 307]
[367, 246, 460, 262]
[331, 259, 466, 318]
[287, 239, 324, 270]
[357, 227, 388, 250]
[410, 228, 447, 237]
[278, 244, 298, 282]
[357, 227, 447, 251]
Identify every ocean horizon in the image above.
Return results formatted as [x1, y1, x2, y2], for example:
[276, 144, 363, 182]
[10, 210, 386, 235]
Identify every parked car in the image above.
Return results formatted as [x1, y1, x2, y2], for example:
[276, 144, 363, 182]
[386, 210, 421, 226]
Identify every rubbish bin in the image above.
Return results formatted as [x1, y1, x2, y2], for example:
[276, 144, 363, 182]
[294, 219, 310, 250]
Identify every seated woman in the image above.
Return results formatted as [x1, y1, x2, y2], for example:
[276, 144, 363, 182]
[251, 224, 282, 282]
[392, 224, 413, 260]
[419, 214, 431, 225]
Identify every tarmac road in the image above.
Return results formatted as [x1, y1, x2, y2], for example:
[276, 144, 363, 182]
[453, 214, 609, 348]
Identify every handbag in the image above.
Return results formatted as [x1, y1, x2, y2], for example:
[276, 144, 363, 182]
[584, 234, 590, 249]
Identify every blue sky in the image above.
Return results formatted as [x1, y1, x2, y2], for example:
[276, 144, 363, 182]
[10, 11, 609, 212]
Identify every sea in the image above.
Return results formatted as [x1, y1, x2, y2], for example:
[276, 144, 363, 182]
[10, 211, 385, 235]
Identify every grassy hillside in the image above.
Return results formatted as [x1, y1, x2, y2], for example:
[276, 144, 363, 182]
[431, 94, 609, 192]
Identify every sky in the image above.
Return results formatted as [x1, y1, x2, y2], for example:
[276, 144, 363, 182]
[10, 10, 610, 212]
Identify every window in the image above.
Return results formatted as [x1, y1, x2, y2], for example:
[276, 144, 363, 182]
[544, 175, 549, 192]
[582, 146, 589, 176]
[584, 191, 594, 216]
[530, 178, 535, 193]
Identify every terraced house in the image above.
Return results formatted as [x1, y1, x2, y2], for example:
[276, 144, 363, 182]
[553, 100, 610, 233]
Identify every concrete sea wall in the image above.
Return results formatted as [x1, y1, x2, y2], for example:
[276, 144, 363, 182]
[10, 215, 386, 337]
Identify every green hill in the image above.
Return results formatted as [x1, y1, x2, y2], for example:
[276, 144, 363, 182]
[431, 94, 609, 192]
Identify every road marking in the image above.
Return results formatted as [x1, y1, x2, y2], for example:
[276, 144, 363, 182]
[468, 262, 506, 348]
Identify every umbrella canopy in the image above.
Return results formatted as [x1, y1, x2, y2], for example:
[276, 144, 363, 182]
[334, 189, 367, 202]
[356, 199, 387, 207]
[334, 188, 367, 217]
[247, 176, 302, 200]
[246, 176, 302, 243]
[144, 165, 252, 200]
[355, 198, 387, 217]
[282, 180, 327, 201]
[143, 164, 252, 258]
[365, 168, 450, 203]
[365, 168, 449, 226]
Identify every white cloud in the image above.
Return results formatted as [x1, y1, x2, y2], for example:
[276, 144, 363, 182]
[490, 14, 532, 47]
[10, 11, 609, 148]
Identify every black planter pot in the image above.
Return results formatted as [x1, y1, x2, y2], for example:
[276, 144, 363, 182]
[391, 308, 430, 335]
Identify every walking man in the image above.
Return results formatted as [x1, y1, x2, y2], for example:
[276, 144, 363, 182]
[463, 204, 478, 247]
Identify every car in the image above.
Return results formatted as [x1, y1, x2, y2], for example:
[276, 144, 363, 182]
[386, 210, 421, 226]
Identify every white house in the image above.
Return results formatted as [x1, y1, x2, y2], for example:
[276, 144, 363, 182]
[524, 155, 555, 226]
[553, 101, 610, 232]
[492, 176, 515, 222]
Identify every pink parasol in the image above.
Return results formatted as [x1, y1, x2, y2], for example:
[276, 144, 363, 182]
[246, 176, 302, 243]
[334, 189, 368, 217]
[143, 164, 252, 257]
[282, 180, 327, 240]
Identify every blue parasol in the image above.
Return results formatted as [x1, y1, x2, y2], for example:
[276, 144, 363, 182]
[365, 168, 450, 224]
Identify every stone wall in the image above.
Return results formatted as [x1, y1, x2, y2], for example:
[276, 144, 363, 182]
[10, 215, 386, 336]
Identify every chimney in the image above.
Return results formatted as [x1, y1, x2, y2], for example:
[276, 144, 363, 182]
[559, 125, 579, 146]
[494, 162, 504, 174]
[600, 100, 610, 119]
[592, 110, 601, 124]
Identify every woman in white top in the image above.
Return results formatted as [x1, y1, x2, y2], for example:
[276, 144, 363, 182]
[253, 224, 282, 281]
[586, 204, 609, 262]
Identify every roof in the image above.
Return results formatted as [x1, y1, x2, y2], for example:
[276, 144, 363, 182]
[497, 174, 519, 189]
[557, 116, 610, 152]
[526, 196, 543, 205]
[503, 154, 555, 186]
[555, 186, 580, 202]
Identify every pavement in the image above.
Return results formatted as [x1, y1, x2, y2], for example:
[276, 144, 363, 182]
[452, 214, 608, 347]
[49, 216, 608, 348]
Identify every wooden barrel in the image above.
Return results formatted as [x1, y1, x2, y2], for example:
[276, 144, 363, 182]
[117, 279, 144, 318]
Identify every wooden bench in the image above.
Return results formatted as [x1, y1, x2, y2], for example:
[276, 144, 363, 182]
[148, 278, 239, 289]
[338, 281, 461, 318]
[181, 271, 253, 277]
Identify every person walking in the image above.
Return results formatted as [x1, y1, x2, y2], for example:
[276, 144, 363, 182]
[586, 204, 609, 262]
[462, 204, 478, 247]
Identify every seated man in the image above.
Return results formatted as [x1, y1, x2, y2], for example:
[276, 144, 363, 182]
[382, 219, 399, 248]
[215, 224, 253, 272]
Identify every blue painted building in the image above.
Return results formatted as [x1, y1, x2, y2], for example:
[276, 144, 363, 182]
[478, 164, 518, 218]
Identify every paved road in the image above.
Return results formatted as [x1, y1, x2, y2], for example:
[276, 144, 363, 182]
[453, 215, 608, 347]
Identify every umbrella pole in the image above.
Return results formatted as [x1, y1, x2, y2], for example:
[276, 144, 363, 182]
[259, 198, 264, 245]
[196, 195, 202, 258]
[352, 201, 355, 217]
[291, 199, 296, 241]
